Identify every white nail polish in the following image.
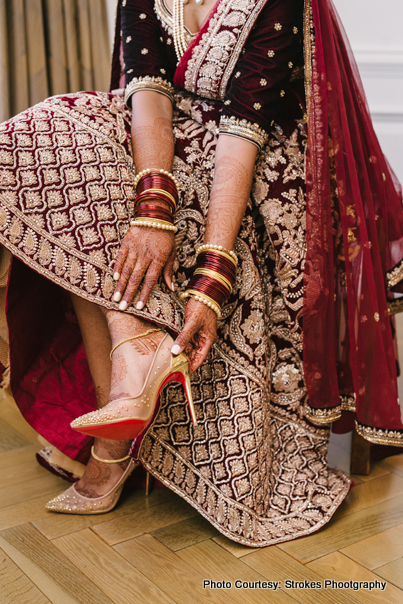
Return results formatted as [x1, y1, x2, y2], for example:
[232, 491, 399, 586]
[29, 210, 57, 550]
[136, 301, 144, 310]
[119, 301, 128, 311]
[113, 292, 121, 302]
[113, 272, 120, 281]
[171, 344, 181, 355]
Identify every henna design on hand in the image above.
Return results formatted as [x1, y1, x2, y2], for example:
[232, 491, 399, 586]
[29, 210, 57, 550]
[113, 227, 176, 307]
[172, 298, 217, 373]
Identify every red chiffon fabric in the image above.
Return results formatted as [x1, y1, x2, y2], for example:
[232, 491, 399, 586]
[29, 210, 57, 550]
[305, 0, 403, 431]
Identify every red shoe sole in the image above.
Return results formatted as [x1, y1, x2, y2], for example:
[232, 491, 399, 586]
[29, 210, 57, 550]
[73, 419, 148, 441]
[72, 365, 196, 441]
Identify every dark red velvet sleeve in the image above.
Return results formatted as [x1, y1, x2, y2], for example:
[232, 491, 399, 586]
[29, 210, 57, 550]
[219, 0, 304, 148]
[121, 0, 176, 106]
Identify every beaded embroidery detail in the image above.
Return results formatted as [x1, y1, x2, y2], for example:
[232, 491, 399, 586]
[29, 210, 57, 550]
[219, 115, 268, 149]
[124, 76, 174, 106]
[183, 0, 267, 100]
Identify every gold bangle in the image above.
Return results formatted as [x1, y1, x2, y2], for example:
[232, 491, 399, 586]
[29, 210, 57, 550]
[130, 218, 178, 233]
[193, 268, 233, 293]
[180, 289, 221, 317]
[195, 243, 238, 265]
[133, 168, 179, 192]
[138, 188, 177, 209]
[91, 445, 131, 464]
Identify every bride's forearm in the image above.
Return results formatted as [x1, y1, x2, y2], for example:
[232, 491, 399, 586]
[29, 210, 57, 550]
[204, 134, 258, 250]
[130, 91, 174, 173]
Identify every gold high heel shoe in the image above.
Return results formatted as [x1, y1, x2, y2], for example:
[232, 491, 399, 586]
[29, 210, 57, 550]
[45, 447, 137, 514]
[70, 330, 197, 441]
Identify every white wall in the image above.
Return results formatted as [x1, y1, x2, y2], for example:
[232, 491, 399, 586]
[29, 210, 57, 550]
[333, 0, 403, 182]
[104, 0, 403, 181]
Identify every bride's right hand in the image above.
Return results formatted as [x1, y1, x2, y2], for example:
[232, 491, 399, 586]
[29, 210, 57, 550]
[112, 225, 176, 310]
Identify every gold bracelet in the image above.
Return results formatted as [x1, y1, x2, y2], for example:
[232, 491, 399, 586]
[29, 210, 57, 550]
[193, 268, 233, 293]
[196, 243, 238, 266]
[195, 244, 238, 266]
[138, 188, 177, 210]
[130, 218, 178, 233]
[133, 168, 179, 192]
[180, 289, 221, 317]
[91, 445, 131, 464]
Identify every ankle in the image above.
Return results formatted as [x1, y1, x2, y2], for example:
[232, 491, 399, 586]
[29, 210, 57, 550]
[108, 330, 166, 402]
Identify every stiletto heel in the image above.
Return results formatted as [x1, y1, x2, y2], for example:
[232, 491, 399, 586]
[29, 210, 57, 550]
[145, 471, 154, 496]
[160, 357, 197, 425]
[70, 331, 197, 440]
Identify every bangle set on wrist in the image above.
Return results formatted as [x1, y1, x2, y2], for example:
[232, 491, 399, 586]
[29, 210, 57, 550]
[129, 169, 238, 316]
[130, 168, 179, 232]
[180, 245, 237, 317]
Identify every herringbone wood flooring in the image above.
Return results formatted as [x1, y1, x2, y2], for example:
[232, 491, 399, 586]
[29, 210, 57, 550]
[0, 389, 403, 603]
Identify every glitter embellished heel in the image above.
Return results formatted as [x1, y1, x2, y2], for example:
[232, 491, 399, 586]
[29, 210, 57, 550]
[70, 331, 197, 440]
[45, 448, 137, 514]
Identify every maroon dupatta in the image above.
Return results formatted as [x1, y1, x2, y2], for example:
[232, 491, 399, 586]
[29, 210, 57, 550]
[304, 0, 403, 443]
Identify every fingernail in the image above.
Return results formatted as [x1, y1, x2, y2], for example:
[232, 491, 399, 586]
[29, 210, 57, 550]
[136, 301, 144, 310]
[171, 344, 181, 355]
[169, 282, 175, 292]
[119, 300, 128, 311]
[113, 272, 120, 281]
[113, 292, 121, 302]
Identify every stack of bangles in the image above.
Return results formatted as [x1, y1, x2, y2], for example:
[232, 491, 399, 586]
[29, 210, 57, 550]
[130, 169, 179, 232]
[180, 244, 238, 317]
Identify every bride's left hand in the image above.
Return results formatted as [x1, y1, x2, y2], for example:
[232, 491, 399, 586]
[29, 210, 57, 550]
[171, 298, 217, 373]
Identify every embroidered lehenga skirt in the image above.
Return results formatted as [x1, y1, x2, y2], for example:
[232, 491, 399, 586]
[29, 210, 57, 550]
[0, 89, 350, 547]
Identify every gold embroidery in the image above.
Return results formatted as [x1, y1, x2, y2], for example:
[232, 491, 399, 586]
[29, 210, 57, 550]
[387, 257, 403, 288]
[219, 115, 268, 149]
[388, 298, 403, 316]
[340, 393, 356, 412]
[124, 76, 174, 106]
[303, 0, 314, 120]
[183, 0, 267, 100]
[355, 421, 403, 447]
[0, 89, 351, 548]
[305, 404, 342, 424]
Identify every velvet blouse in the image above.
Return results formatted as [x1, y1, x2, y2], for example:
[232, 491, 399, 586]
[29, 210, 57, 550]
[121, 0, 304, 148]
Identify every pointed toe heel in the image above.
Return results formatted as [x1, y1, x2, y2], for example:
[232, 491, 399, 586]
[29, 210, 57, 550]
[70, 331, 197, 441]
[45, 456, 137, 515]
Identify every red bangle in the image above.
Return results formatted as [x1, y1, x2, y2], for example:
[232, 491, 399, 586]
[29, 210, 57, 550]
[134, 211, 174, 223]
[134, 191, 176, 213]
[136, 173, 179, 203]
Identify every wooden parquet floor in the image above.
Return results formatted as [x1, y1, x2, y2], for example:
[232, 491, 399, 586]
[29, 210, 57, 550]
[1, 391, 403, 604]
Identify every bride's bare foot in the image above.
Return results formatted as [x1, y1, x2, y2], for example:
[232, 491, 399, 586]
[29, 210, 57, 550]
[74, 438, 132, 498]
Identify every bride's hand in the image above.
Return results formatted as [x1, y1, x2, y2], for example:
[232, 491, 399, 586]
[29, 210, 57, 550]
[171, 298, 217, 373]
[113, 226, 175, 310]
